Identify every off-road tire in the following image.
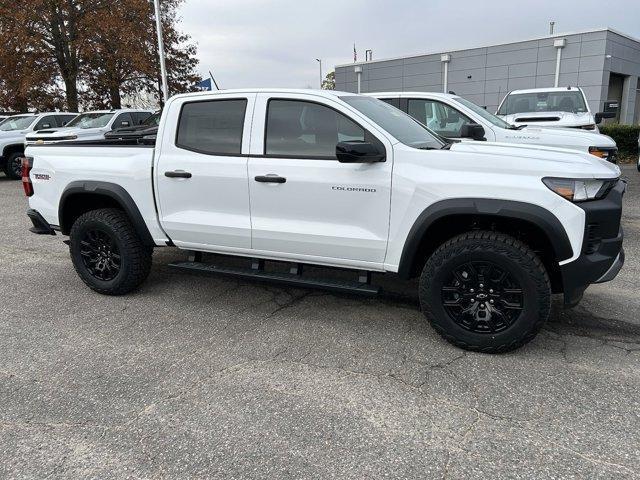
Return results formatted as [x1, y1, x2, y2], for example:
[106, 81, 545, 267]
[419, 231, 551, 353]
[3, 152, 24, 179]
[69, 208, 153, 295]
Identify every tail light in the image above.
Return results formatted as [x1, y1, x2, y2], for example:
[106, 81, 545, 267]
[22, 156, 34, 197]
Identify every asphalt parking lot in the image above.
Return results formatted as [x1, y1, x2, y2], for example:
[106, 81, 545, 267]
[1, 165, 639, 479]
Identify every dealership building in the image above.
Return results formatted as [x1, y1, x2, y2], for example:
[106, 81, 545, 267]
[335, 28, 640, 124]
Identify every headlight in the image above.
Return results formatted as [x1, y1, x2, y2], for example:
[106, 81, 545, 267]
[589, 146, 616, 160]
[62, 135, 77, 140]
[542, 177, 617, 202]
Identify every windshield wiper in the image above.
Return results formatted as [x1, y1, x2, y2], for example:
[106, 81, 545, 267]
[508, 124, 527, 130]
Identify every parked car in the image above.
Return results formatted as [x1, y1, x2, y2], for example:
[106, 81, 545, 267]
[372, 92, 618, 162]
[496, 87, 615, 131]
[0, 112, 77, 179]
[637, 132, 640, 172]
[104, 110, 160, 140]
[23, 89, 624, 353]
[25, 109, 153, 146]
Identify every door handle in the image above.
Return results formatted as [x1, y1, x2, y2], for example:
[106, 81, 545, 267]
[255, 174, 286, 184]
[165, 170, 192, 179]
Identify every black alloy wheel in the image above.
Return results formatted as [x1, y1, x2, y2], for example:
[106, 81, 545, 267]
[441, 261, 523, 334]
[79, 228, 122, 281]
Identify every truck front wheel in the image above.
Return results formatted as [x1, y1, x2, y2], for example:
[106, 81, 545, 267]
[69, 208, 153, 295]
[419, 231, 551, 353]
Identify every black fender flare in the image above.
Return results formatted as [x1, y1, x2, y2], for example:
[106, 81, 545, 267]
[397, 198, 573, 278]
[59, 181, 155, 246]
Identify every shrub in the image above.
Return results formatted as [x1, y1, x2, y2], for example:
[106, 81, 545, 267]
[599, 123, 640, 158]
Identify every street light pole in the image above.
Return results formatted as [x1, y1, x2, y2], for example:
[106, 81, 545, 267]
[316, 58, 322, 89]
[153, 0, 169, 103]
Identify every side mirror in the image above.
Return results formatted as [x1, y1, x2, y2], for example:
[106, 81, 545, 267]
[459, 123, 485, 140]
[336, 141, 385, 163]
[594, 111, 616, 124]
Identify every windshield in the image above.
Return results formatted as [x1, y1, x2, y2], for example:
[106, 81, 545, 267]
[498, 91, 587, 115]
[454, 97, 513, 129]
[0, 115, 36, 131]
[143, 112, 160, 126]
[66, 112, 115, 129]
[342, 96, 444, 149]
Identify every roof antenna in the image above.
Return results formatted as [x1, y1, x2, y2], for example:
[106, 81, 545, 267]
[549, 21, 555, 35]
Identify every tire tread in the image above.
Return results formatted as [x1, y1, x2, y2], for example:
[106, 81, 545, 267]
[70, 208, 152, 295]
[420, 230, 551, 353]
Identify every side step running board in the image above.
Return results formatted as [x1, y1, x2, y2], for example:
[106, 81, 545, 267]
[168, 260, 380, 296]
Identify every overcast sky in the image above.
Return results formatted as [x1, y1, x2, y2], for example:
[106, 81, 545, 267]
[178, 0, 640, 89]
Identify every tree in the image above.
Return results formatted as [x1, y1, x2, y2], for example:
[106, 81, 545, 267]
[0, 1, 66, 111]
[0, 0, 113, 111]
[0, 0, 200, 111]
[322, 71, 335, 90]
[82, 0, 200, 109]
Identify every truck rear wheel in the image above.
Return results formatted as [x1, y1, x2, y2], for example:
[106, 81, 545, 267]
[3, 152, 24, 179]
[419, 231, 551, 353]
[69, 208, 153, 295]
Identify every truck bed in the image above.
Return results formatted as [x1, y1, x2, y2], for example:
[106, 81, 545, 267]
[25, 143, 168, 243]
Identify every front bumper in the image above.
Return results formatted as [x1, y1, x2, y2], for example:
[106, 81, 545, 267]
[560, 179, 626, 307]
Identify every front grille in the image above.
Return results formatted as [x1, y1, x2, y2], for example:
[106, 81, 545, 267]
[583, 223, 601, 255]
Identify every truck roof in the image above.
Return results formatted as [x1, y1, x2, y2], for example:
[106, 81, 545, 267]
[506, 86, 584, 95]
[77, 108, 153, 114]
[366, 91, 459, 100]
[170, 88, 355, 101]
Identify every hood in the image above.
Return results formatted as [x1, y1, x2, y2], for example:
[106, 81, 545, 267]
[499, 111, 594, 128]
[515, 125, 616, 148]
[104, 126, 158, 139]
[447, 141, 620, 178]
[0, 130, 29, 143]
[26, 126, 103, 139]
[109, 124, 150, 134]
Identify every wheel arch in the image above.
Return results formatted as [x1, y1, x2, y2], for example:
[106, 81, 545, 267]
[2, 143, 25, 158]
[397, 198, 573, 290]
[59, 181, 155, 246]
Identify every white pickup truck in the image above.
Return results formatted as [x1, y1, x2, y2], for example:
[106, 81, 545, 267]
[24, 109, 153, 146]
[23, 89, 625, 353]
[496, 86, 616, 131]
[0, 112, 78, 179]
[372, 92, 618, 162]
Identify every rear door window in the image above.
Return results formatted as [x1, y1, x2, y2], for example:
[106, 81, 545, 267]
[176, 99, 247, 155]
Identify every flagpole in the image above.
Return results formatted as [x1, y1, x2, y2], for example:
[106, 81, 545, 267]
[153, 0, 169, 103]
